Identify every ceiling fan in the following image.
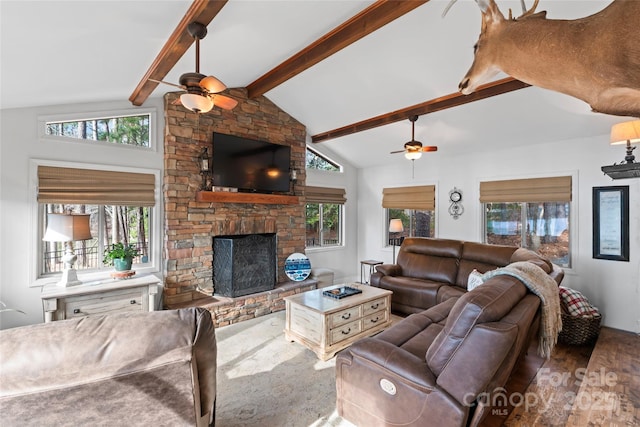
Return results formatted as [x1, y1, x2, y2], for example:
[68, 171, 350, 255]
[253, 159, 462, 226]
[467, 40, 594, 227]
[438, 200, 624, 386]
[390, 115, 438, 160]
[151, 22, 237, 113]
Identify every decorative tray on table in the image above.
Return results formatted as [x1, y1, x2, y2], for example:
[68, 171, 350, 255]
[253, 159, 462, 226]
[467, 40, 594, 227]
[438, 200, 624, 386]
[323, 286, 362, 300]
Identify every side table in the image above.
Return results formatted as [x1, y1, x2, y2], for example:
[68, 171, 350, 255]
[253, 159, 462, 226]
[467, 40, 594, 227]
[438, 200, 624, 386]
[41, 274, 160, 322]
[360, 260, 383, 284]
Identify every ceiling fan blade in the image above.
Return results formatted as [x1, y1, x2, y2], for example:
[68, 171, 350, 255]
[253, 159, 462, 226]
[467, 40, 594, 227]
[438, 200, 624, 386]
[149, 78, 185, 90]
[421, 146, 438, 152]
[389, 149, 405, 154]
[212, 94, 238, 110]
[200, 75, 226, 93]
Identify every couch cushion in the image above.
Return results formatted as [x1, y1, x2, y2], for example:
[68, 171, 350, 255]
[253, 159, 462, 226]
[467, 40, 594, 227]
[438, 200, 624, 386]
[510, 247, 553, 273]
[376, 298, 457, 359]
[426, 276, 527, 376]
[397, 238, 463, 284]
[379, 276, 442, 311]
[455, 241, 517, 287]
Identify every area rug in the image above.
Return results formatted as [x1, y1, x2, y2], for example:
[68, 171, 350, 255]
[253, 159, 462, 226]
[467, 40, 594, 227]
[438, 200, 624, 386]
[215, 311, 355, 427]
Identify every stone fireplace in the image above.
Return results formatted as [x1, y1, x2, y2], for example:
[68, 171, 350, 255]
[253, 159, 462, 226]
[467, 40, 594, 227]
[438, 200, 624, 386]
[162, 88, 312, 325]
[213, 233, 277, 298]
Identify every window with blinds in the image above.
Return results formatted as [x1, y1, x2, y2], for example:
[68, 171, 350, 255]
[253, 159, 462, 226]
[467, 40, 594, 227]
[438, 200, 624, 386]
[37, 165, 156, 276]
[305, 186, 345, 248]
[481, 176, 572, 267]
[383, 185, 436, 245]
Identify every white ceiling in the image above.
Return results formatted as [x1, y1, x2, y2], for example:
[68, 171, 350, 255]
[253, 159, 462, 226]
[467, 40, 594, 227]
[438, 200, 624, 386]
[1, 0, 625, 168]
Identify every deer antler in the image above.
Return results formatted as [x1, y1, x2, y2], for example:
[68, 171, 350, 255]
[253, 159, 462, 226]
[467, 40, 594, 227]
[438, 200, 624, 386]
[517, 0, 539, 19]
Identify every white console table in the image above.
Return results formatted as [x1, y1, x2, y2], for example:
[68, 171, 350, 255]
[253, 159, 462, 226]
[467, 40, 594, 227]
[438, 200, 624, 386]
[41, 274, 161, 322]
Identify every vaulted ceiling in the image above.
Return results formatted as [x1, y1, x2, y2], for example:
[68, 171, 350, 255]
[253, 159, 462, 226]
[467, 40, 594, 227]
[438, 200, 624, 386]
[1, 0, 623, 168]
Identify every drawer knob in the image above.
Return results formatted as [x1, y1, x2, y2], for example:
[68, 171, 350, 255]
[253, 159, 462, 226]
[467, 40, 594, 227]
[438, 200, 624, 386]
[73, 309, 80, 314]
[130, 300, 137, 305]
[341, 313, 351, 320]
[370, 317, 379, 323]
[371, 303, 379, 309]
[341, 327, 351, 335]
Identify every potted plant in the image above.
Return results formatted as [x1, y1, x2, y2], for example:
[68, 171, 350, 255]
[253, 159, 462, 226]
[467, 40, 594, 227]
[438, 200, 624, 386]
[103, 242, 140, 271]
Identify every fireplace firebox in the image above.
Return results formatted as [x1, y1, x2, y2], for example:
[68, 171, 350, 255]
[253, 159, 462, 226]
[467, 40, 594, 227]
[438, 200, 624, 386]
[213, 233, 277, 297]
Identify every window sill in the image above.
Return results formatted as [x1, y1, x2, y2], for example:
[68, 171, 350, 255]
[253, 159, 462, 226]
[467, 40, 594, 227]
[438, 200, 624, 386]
[32, 266, 160, 288]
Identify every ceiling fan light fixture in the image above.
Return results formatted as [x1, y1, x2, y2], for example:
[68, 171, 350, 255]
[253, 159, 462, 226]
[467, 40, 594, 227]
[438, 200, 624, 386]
[405, 151, 422, 160]
[180, 93, 213, 113]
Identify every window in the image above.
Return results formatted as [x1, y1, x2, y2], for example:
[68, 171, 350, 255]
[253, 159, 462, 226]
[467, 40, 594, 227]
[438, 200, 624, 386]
[382, 185, 436, 245]
[43, 112, 151, 148]
[386, 208, 435, 244]
[480, 176, 572, 268]
[305, 186, 346, 248]
[42, 204, 151, 275]
[36, 165, 156, 279]
[306, 147, 341, 171]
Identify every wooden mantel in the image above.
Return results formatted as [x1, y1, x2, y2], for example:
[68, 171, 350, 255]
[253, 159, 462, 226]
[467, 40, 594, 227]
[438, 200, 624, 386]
[196, 191, 300, 205]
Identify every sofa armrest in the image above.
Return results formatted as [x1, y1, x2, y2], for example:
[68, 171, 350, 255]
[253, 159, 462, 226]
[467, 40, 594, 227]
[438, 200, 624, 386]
[374, 264, 401, 277]
[344, 338, 436, 390]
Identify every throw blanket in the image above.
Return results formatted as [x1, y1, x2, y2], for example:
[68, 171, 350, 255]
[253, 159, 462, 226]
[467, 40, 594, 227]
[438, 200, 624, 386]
[483, 261, 562, 359]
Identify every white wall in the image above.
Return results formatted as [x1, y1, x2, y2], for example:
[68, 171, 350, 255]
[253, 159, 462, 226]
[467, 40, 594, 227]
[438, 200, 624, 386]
[0, 98, 165, 329]
[357, 134, 640, 333]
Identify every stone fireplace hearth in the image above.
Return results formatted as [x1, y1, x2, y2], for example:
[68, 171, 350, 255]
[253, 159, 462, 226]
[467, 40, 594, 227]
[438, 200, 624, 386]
[162, 88, 312, 325]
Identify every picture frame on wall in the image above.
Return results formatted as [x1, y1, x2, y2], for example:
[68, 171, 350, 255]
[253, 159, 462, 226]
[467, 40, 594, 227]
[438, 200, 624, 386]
[592, 186, 629, 261]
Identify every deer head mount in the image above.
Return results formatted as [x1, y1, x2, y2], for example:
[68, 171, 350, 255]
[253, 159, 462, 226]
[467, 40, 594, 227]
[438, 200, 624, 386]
[448, 0, 640, 117]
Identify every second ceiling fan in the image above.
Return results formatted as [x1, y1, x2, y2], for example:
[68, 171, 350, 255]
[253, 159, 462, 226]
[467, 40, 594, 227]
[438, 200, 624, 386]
[152, 22, 237, 113]
[390, 115, 438, 159]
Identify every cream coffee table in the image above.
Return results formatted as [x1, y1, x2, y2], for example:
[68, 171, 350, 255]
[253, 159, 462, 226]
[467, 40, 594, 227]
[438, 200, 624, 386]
[284, 283, 392, 361]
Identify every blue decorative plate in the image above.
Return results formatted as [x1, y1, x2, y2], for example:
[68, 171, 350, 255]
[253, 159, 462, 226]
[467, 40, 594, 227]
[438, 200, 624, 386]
[284, 253, 311, 281]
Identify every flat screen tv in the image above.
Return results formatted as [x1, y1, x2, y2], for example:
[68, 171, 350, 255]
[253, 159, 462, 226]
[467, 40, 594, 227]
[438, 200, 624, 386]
[212, 132, 291, 193]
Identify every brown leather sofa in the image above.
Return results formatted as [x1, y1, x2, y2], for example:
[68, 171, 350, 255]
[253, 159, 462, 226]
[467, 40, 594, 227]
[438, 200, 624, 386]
[336, 275, 544, 427]
[371, 237, 564, 315]
[0, 308, 217, 427]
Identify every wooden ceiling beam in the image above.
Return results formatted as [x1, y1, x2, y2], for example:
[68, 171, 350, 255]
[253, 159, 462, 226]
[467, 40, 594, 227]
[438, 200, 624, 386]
[246, 0, 430, 99]
[129, 0, 228, 107]
[311, 77, 531, 143]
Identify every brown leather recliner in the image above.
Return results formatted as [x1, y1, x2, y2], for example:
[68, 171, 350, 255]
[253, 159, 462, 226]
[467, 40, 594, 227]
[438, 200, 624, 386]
[336, 275, 541, 427]
[0, 308, 217, 427]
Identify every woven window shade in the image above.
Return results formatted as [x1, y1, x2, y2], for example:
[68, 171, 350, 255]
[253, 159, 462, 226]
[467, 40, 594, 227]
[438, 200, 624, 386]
[382, 185, 435, 210]
[306, 186, 346, 204]
[38, 166, 155, 206]
[480, 176, 572, 203]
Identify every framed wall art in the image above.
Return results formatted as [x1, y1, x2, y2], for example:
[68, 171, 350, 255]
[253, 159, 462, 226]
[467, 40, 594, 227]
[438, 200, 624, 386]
[592, 186, 629, 261]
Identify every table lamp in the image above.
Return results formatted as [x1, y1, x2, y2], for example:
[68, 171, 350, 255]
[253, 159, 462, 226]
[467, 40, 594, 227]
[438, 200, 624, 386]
[389, 219, 404, 263]
[43, 213, 92, 287]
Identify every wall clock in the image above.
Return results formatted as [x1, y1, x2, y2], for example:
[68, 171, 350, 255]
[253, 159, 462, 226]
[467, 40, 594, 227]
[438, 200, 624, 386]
[448, 187, 464, 220]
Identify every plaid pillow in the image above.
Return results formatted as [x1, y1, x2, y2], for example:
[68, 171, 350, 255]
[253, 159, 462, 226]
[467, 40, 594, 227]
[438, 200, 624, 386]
[559, 286, 600, 318]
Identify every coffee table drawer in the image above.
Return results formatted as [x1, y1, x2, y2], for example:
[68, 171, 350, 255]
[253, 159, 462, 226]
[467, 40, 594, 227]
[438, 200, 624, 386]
[363, 297, 387, 316]
[362, 309, 389, 331]
[330, 319, 362, 345]
[329, 306, 360, 328]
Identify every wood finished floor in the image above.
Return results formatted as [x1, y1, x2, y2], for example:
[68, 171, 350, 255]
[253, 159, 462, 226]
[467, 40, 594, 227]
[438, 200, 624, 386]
[480, 327, 639, 427]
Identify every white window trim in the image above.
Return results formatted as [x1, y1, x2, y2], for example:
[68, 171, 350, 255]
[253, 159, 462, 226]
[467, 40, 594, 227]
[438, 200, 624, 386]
[305, 203, 346, 251]
[475, 170, 578, 273]
[305, 146, 343, 173]
[29, 159, 162, 288]
[37, 108, 157, 152]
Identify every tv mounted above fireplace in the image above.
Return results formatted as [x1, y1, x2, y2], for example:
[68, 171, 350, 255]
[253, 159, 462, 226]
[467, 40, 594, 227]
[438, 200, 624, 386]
[212, 132, 291, 194]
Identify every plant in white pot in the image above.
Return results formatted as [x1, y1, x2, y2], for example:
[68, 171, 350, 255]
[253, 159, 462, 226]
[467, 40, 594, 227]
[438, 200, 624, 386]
[103, 242, 140, 271]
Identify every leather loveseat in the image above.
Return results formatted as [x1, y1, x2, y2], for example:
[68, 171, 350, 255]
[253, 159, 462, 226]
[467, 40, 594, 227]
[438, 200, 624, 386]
[0, 308, 217, 427]
[371, 237, 564, 315]
[336, 274, 545, 427]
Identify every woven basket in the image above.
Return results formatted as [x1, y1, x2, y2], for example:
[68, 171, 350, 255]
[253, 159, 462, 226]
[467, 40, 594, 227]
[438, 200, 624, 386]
[558, 312, 602, 345]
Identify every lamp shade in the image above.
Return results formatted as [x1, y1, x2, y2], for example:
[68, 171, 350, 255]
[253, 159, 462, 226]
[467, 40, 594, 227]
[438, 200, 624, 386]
[610, 120, 640, 145]
[43, 214, 92, 242]
[180, 93, 214, 113]
[389, 219, 404, 233]
[404, 151, 422, 160]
